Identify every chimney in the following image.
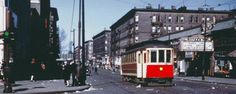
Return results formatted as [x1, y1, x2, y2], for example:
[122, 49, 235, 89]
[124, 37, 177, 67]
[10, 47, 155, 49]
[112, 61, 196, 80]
[198, 8, 204, 11]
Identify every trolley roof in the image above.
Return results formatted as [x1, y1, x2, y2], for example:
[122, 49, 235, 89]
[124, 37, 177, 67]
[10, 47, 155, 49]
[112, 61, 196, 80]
[125, 40, 171, 54]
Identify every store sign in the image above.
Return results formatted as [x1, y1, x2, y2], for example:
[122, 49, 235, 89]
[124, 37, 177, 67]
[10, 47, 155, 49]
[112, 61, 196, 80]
[185, 52, 193, 58]
[180, 41, 214, 52]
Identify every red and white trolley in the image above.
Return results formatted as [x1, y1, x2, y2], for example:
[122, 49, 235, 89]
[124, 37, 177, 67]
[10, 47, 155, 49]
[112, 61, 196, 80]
[121, 40, 174, 85]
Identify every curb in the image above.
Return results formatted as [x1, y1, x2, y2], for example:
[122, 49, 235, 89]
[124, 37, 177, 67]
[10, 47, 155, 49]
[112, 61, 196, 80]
[16, 84, 91, 94]
[176, 77, 236, 86]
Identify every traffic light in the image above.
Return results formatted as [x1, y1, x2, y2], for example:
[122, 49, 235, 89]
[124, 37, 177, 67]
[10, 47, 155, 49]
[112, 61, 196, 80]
[3, 30, 15, 44]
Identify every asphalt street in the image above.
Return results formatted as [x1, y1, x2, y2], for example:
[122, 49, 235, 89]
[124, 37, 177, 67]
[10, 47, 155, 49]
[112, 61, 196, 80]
[75, 68, 236, 94]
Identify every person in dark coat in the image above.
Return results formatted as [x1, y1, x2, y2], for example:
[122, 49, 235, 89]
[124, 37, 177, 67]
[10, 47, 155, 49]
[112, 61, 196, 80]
[62, 62, 71, 86]
[30, 58, 41, 81]
[71, 62, 78, 86]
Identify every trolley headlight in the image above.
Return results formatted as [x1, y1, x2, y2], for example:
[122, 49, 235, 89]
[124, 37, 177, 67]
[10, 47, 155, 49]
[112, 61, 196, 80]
[159, 67, 163, 71]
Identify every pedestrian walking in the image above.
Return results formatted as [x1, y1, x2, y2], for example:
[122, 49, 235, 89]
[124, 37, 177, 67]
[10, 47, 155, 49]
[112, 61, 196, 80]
[62, 62, 70, 86]
[94, 65, 98, 74]
[71, 62, 78, 86]
[30, 58, 40, 81]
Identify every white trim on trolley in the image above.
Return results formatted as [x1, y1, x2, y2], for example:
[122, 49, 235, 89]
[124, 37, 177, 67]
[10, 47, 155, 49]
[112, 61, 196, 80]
[122, 73, 137, 76]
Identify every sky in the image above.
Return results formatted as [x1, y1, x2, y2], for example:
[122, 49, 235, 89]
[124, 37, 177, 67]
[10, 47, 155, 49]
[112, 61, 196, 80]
[50, 0, 235, 53]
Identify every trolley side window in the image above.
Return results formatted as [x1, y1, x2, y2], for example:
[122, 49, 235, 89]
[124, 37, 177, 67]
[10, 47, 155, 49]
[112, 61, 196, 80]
[159, 50, 165, 63]
[151, 50, 157, 63]
[144, 53, 147, 63]
[166, 50, 171, 63]
[138, 53, 141, 64]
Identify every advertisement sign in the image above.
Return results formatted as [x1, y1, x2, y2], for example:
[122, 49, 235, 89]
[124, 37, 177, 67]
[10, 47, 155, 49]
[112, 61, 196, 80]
[180, 41, 214, 52]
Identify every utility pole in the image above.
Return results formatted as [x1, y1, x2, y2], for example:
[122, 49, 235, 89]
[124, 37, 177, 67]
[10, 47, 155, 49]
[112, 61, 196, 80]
[201, 14, 207, 81]
[78, 0, 81, 63]
[71, 29, 78, 86]
[3, 11, 14, 93]
[202, 0, 209, 80]
[3, 41, 12, 93]
[80, 0, 86, 85]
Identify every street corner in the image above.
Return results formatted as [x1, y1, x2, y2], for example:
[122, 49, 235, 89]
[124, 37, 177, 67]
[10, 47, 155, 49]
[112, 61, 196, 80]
[12, 83, 91, 94]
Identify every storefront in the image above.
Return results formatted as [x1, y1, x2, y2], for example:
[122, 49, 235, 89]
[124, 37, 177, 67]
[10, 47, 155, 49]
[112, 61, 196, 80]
[212, 28, 236, 78]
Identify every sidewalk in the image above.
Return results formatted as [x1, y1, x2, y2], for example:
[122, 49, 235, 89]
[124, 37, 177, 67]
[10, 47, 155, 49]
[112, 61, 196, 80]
[0, 80, 90, 94]
[175, 76, 236, 85]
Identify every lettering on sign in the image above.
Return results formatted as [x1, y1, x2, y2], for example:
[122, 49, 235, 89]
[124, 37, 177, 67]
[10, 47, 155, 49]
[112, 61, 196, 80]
[179, 41, 214, 52]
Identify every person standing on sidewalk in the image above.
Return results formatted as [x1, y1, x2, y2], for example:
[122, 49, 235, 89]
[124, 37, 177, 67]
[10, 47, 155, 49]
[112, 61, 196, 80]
[71, 62, 78, 86]
[30, 58, 40, 81]
[62, 62, 70, 86]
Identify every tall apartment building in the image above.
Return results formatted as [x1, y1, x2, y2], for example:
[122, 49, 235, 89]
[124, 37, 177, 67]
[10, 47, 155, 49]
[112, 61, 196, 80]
[0, 0, 6, 69]
[110, 7, 232, 66]
[93, 30, 111, 68]
[85, 40, 93, 64]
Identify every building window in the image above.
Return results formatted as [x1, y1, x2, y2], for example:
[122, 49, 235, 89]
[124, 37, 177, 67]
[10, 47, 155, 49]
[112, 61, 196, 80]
[152, 26, 156, 33]
[152, 26, 161, 33]
[152, 16, 156, 23]
[157, 15, 161, 22]
[213, 16, 216, 23]
[176, 16, 179, 23]
[135, 25, 139, 31]
[195, 16, 199, 23]
[168, 26, 172, 31]
[105, 46, 107, 51]
[135, 37, 138, 42]
[180, 16, 184, 23]
[168, 16, 172, 22]
[180, 26, 184, 30]
[207, 17, 210, 21]
[176, 26, 179, 31]
[157, 27, 161, 33]
[105, 40, 108, 44]
[202, 17, 205, 22]
[190, 15, 194, 23]
[135, 15, 139, 22]
[163, 26, 167, 30]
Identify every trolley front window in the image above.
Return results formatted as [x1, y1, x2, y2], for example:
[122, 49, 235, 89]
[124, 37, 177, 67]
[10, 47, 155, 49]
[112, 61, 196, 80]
[166, 50, 171, 63]
[151, 51, 157, 63]
[159, 50, 164, 63]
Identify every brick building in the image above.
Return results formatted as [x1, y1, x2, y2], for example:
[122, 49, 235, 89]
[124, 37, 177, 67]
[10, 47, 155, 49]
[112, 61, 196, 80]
[110, 7, 232, 67]
[93, 30, 111, 68]
[85, 40, 93, 64]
